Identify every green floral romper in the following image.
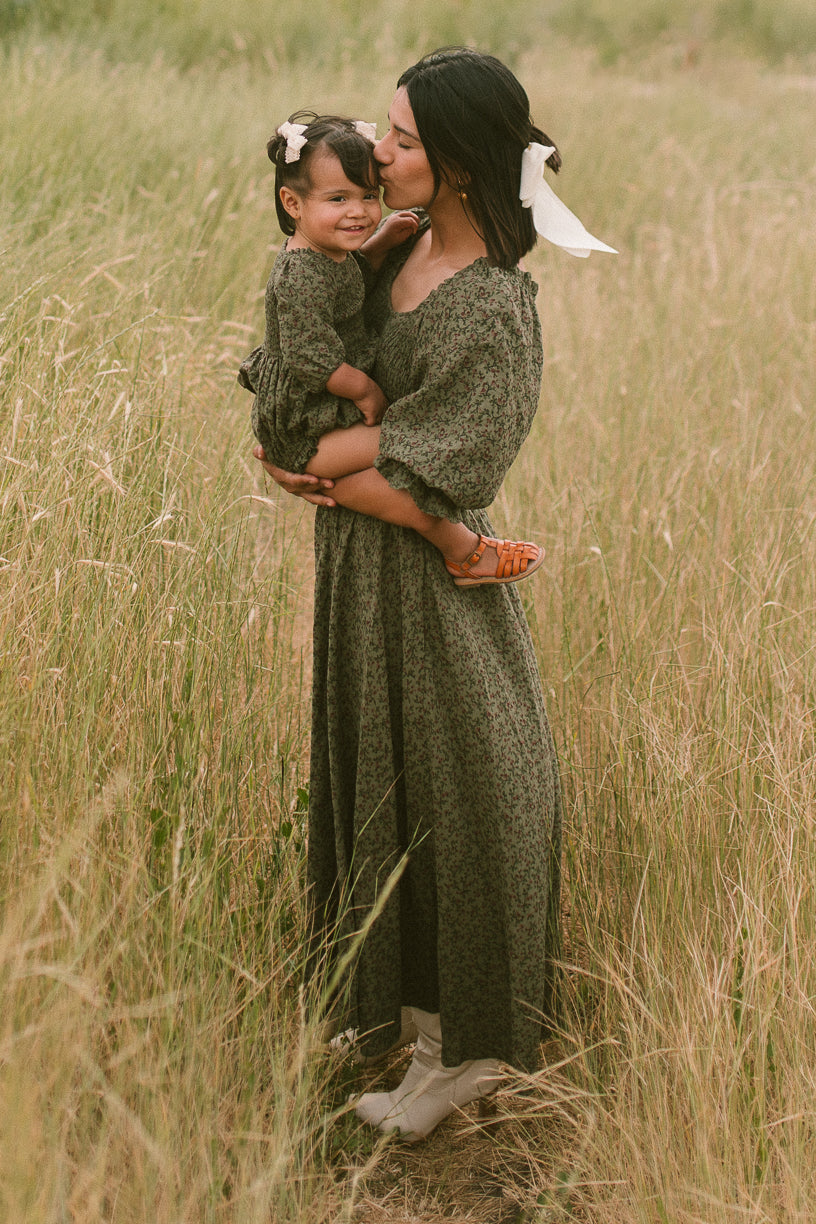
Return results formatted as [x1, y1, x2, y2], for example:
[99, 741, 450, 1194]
[238, 245, 375, 473]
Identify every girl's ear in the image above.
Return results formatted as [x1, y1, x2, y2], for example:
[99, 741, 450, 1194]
[279, 185, 301, 221]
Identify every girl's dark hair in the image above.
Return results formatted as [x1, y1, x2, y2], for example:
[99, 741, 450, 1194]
[397, 48, 561, 268]
[267, 111, 378, 236]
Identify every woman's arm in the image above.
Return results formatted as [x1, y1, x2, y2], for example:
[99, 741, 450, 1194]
[374, 283, 542, 519]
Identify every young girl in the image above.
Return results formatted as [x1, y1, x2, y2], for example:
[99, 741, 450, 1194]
[239, 110, 544, 588]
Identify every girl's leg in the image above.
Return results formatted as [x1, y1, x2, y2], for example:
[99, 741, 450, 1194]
[316, 451, 544, 586]
[305, 423, 381, 479]
[306, 431, 485, 566]
[329, 467, 480, 560]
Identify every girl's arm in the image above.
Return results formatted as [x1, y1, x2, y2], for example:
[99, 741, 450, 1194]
[325, 363, 387, 425]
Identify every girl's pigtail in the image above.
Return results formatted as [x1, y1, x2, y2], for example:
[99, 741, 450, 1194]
[267, 131, 287, 166]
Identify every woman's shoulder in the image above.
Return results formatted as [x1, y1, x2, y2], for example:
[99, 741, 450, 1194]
[461, 256, 538, 296]
[427, 259, 539, 333]
[399, 261, 540, 374]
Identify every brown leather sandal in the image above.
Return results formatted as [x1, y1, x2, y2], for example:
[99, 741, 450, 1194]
[444, 535, 544, 587]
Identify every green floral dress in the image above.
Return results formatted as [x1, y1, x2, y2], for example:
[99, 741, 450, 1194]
[308, 227, 562, 1072]
[238, 245, 375, 472]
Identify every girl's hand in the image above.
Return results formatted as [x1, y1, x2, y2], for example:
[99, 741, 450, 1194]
[253, 445, 337, 507]
[380, 210, 420, 246]
[355, 381, 388, 426]
[360, 210, 419, 269]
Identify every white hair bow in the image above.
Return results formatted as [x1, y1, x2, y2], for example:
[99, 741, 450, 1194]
[277, 121, 308, 163]
[520, 143, 617, 258]
[353, 120, 377, 142]
[277, 119, 377, 164]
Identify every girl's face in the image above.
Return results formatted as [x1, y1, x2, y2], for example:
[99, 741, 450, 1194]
[279, 148, 381, 261]
[373, 87, 441, 211]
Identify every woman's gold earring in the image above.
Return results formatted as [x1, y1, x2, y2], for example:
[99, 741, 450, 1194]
[457, 182, 468, 203]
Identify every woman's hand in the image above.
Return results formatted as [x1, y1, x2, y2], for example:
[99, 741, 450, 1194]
[253, 445, 337, 507]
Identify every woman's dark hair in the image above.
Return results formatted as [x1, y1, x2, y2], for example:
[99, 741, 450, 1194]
[267, 111, 378, 236]
[397, 48, 561, 268]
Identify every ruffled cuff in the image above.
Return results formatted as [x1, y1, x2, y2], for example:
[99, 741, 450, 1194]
[374, 455, 463, 523]
[237, 346, 264, 393]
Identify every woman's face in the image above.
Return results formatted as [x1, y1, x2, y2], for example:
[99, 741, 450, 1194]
[373, 87, 438, 211]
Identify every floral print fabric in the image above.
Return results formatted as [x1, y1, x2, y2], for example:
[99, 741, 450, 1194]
[238, 246, 376, 473]
[307, 228, 562, 1071]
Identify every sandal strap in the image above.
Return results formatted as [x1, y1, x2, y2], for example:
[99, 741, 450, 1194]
[444, 535, 487, 577]
[445, 535, 542, 583]
[495, 538, 540, 580]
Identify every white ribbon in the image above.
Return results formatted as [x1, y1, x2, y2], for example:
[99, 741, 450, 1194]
[353, 120, 377, 142]
[277, 121, 308, 163]
[520, 142, 617, 258]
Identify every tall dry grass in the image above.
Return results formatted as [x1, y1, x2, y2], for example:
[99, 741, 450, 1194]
[4, 0, 816, 65]
[496, 55, 816, 1224]
[2, 11, 815, 1222]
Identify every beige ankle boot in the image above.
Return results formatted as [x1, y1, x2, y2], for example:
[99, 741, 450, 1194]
[354, 1008, 501, 1141]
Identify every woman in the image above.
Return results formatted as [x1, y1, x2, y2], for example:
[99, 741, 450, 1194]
[256, 48, 612, 1141]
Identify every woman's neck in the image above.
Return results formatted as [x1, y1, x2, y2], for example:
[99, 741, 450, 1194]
[424, 192, 488, 271]
[389, 198, 489, 314]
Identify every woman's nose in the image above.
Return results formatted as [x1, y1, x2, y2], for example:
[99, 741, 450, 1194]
[372, 134, 390, 164]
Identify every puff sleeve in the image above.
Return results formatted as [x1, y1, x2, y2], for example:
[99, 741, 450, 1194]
[273, 255, 353, 391]
[374, 265, 543, 520]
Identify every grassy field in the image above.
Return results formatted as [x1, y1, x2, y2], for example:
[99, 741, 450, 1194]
[2, 3, 816, 1220]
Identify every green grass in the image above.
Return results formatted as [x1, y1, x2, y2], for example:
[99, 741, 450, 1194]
[3, 6, 816, 1220]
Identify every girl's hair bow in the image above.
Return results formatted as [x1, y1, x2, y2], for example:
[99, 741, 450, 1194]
[353, 120, 377, 142]
[276, 121, 309, 163]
